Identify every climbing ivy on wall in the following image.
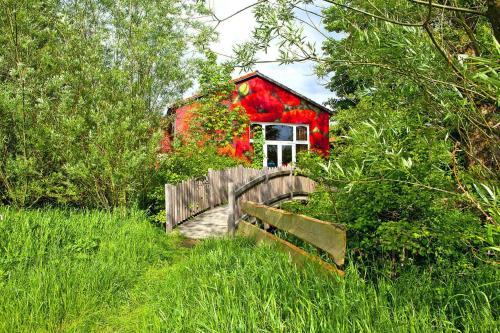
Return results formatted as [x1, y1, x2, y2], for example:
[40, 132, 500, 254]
[181, 55, 250, 153]
[251, 127, 265, 168]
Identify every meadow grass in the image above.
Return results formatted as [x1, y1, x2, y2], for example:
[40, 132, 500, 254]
[0, 208, 498, 332]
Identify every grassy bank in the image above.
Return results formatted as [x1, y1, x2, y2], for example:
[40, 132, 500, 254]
[0, 208, 498, 332]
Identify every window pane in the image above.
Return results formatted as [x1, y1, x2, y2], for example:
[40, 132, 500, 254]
[282, 145, 293, 166]
[296, 126, 308, 141]
[296, 144, 308, 154]
[250, 124, 262, 139]
[265, 125, 293, 141]
[266, 145, 278, 167]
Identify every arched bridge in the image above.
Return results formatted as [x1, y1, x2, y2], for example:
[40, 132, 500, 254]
[164, 166, 316, 239]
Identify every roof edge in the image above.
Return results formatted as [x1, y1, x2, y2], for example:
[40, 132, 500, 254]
[173, 71, 333, 115]
[233, 71, 332, 114]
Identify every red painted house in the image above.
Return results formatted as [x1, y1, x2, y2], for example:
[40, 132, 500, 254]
[171, 71, 332, 167]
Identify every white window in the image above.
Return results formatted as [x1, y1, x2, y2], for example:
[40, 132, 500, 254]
[250, 122, 309, 167]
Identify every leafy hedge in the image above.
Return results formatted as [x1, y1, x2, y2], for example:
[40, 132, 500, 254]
[292, 97, 499, 273]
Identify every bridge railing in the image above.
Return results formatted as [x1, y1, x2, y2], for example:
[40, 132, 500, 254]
[164, 165, 293, 231]
[227, 169, 316, 234]
[238, 201, 345, 275]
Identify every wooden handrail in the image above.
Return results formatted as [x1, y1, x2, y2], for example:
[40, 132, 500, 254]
[242, 201, 346, 266]
[227, 168, 315, 235]
[235, 169, 294, 198]
[238, 221, 344, 276]
[239, 201, 346, 275]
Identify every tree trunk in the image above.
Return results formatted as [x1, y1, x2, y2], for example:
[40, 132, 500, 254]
[487, 0, 500, 43]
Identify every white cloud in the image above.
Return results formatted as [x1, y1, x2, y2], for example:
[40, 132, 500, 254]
[206, 0, 336, 106]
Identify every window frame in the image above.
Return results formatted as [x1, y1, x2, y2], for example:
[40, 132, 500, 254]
[249, 122, 310, 167]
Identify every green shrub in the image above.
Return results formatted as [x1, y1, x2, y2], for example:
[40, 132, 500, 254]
[145, 143, 244, 220]
[0, 0, 209, 209]
[294, 98, 499, 272]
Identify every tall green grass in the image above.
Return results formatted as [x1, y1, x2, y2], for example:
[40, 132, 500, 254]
[0, 208, 183, 331]
[0, 208, 498, 332]
[104, 238, 499, 332]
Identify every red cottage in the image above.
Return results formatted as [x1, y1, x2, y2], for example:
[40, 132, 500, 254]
[172, 71, 332, 167]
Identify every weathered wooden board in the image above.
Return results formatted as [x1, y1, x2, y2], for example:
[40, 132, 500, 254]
[241, 201, 346, 266]
[237, 220, 344, 276]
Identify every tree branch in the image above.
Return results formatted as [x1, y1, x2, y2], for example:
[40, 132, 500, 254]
[452, 142, 498, 225]
[423, 23, 466, 79]
[322, 0, 427, 27]
[210, 0, 268, 30]
[408, 0, 487, 16]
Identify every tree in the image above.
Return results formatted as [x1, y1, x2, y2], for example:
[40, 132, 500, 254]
[203, 0, 499, 265]
[0, 0, 213, 208]
[220, 0, 498, 218]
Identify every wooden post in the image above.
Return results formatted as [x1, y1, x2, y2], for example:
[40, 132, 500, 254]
[289, 168, 294, 199]
[165, 184, 174, 232]
[227, 182, 236, 236]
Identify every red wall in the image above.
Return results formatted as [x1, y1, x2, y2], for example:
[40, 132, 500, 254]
[174, 76, 330, 159]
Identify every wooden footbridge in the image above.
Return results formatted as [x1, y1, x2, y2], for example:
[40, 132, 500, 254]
[165, 166, 346, 274]
[164, 166, 315, 235]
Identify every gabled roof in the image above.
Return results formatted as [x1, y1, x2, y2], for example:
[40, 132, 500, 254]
[173, 71, 332, 115]
[232, 71, 332, 115]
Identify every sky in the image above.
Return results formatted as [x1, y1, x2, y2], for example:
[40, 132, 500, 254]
[204, 0, 338, 107]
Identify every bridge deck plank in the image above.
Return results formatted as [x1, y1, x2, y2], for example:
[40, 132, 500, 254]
[177, 205, 229, 239]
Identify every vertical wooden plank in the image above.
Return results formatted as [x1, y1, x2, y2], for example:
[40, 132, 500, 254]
[208, 169, 214, 208]
[185, 181, 189, 218]
[172, 184, 177, 226]
[204, 180, 209, 210]
[176, 183, 180, 224]
[187, 180, 191, 218]
[186, 181, 190, 218]
[179, 182, 182, 222]
[264, 167, 270, 203]
[258, 176, 263, 203]
[177, 183, 182, 225]
[182, 181, 187, 221]
[202, 180, 206, 211]
[197, 181, 201, 213]
[218, 170, 222, 205]
[220, 169, 225, 203]
[222, 169, 226, 203]
[219, 170, 224, 204]
[192, 180, 196, 215]
[165, 184, 173, 232]
[227, 182, 236, 236]
[238, 164, 243, 187]
[214, 170, 218, 206]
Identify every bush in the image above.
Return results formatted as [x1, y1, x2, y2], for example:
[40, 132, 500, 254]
[294, 97, 499, 272]
[145, 143, 245, 220]
[0, 0, 208, 209]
